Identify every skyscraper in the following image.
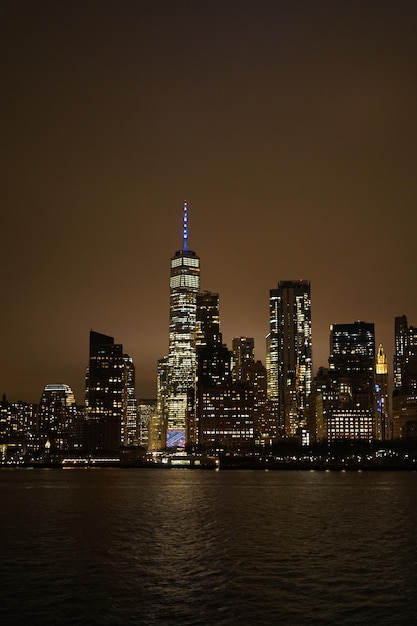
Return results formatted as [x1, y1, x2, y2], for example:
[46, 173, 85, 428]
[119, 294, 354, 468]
[393, 315, 417, 394]
[85, 330, 136, 451]
[156, 356, 169, 449]
[230, 337, 272, 442]
[375, 344, 390, 440]
[196, 291, 221, 348]
[392, 315, 417, 438]
[329, 321, 376, 399]
[266, 280, 312, 437]
[122, 354, 138, 446]
[195, 292, 231, 391]
[165, 202, 200, 448]
[195, 291, 232, 448]
[327, 321, 376, 441]
[38, 383, 80, 450]
[394, 315, 409, 391]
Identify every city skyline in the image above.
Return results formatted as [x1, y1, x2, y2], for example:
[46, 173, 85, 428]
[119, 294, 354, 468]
[1, 1, 417, 404]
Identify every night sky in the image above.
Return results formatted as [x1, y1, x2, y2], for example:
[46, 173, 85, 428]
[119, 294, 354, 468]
[1, 0, 417, 404]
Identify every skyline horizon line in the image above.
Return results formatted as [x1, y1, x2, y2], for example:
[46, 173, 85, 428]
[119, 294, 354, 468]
[2, 196, 413, 408]
[2, 305, 410, 407]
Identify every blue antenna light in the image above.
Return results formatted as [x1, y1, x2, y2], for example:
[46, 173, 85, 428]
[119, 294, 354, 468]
[183, 200, 188, 251]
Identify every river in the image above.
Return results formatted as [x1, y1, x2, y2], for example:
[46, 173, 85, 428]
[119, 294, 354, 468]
[1, 468, 416, 625]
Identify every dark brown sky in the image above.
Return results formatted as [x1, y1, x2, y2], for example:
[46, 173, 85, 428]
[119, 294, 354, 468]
[1, 0, 417, 404]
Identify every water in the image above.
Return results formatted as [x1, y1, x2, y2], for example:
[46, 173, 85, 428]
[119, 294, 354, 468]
[1, 468, 417, 625]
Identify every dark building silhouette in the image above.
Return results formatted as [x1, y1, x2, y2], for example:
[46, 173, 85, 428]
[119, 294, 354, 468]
[309, 321, 377, 442]
[194, 291, 233, 449]
[329, 321, 375, 403]
[230, 338, 273, 442]
[84, 330, 133, 451]
[195, 292, 231, 389]
[241, 360, 273, 443]
[196, 291, 221, 347]
[232, 337, 255, 382]
[393, 315, 417, 438]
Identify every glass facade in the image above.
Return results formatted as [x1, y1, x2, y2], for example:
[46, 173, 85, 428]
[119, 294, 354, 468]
[166, 206, 200, 448]
[267, 280, 312, 437]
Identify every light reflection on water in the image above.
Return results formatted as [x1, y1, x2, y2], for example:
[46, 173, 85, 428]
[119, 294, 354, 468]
[1, 469, 417, 625]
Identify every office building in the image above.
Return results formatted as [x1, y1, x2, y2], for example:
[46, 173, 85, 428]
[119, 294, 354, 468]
[38, 383, 80, 450]
[195, 292, 231, 390]
[232, 337, 255, 382]
[156, 356, 169, 449]
[85, 330, 136, 451]
[195, 295, 271, 450]
[199, 382, 255, 453]
[0, 396, 37, 463]
[122, 355, 138, 446]
[196, 291, 221, 348]
[195, 291, 232, 448]
[393, 315, 417, 438]
[137, 399, 157, 449]
[314, 321, 377, 442]
[329, 321, 376, 440]
[329, 321, 376, 396]
[375, 344, 390, 439]
[266, 280, 312, 437]
[243, 360, 274, 442]
[0, 394, 36, 440]
[164, 202, 200, 448]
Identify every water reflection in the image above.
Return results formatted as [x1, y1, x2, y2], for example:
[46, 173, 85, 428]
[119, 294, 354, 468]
[1, 469, 417, 625]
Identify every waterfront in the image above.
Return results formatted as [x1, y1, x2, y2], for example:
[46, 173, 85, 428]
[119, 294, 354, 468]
[1, 469, 417, 625]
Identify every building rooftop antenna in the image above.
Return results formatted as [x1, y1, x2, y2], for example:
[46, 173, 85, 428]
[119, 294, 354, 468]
[183, 200, 188, 251]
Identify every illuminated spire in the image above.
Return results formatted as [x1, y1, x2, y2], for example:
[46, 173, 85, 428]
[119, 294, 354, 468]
[183, 200, 188, 251]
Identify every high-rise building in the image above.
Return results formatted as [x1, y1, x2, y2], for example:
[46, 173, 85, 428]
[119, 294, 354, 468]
[196, 292, 231, 390]
[0, 395, 37, 441]
[393, 315, 417, 395]
[195, 291, 232, 448]
[165, 202, 200, 449]
[38, 383, 80, 450]
[85, 330, 136, 451]
[307, 366, 335, 443]
[232, 337, 255, 382]
[392, 315, 417, 438]
[325, 321, 376, 441]
[122, 355, 138, 446]
[375, 344, 390, 440]
[137, 399, 157, 449]
[156, 356, 169, 449]
[230, 337, 273, 442]
[309, 328, 389, 443]
[196, 291, 221, 348]
[242, 360, 272, 442]
[198, 383, 255, 453]
[394, 315, 409, 390]
[0, 396, 38, 463]
[266, 280, 312, 437]
[329, 321, 376, 404]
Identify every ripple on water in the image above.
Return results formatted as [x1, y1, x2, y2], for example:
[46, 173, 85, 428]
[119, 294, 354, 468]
[1, 469, 417, 625]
